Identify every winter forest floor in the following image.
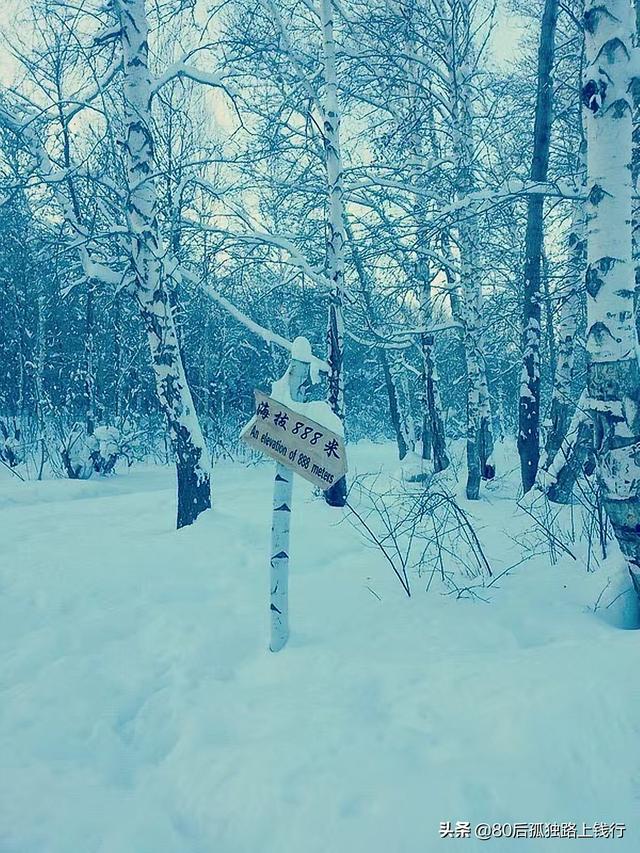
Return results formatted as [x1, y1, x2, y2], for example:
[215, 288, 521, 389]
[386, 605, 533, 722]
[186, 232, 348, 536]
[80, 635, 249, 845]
[1, 441, 640, 853]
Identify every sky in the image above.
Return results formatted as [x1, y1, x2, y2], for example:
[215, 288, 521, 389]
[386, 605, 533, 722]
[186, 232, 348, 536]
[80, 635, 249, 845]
[488, 2, 529, 70]
[0, 0, 531, 87]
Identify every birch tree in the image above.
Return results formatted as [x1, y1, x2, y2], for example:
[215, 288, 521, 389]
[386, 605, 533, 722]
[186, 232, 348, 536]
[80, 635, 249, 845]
[519, 0, 560, 492]
[581, 0, 640, 592]
[446, 0, 496, 498]
[113, 0, 212, 527]
[318, 0, 349, 506]
[540, 200, 585, 480]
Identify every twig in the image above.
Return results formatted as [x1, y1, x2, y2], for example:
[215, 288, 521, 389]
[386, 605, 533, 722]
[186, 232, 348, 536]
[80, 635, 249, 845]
[0, 458, 25, 481]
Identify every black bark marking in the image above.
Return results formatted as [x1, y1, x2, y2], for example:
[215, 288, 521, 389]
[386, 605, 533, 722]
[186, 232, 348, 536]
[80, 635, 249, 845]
[588, 183, 607, 206]
[611, 98, 631, 119]
[586, 264, 605, 298]
[583, 5, 616, 35]
[581, 79, 606, 113]
[587, 321, 618, 348]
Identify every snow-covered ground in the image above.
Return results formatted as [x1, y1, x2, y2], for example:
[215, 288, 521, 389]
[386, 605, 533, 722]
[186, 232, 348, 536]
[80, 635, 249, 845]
[1, 442, 639, 852]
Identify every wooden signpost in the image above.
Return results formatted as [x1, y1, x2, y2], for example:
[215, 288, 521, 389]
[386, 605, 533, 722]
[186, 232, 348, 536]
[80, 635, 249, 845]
[240, 338, 347, 652]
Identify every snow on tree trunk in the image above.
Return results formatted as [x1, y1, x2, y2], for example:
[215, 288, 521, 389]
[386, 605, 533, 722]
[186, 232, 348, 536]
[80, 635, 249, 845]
[380, 352, 411, 460]
[423, 337, 450, 473]
[460, 243, 483, 500]
[390, 355, 416, 457]
[320, 0, 348, 508]
[35, 281, 47, 480]
[478, 360, 495, 481]
[269, 349, 311, 652]
[518, 0, 559, 493]
[540, 201, 585, 486]
[448, 0, 495, 500]
[84, 281, 96, 435]
[405, 18, 449, 474]
[543, 391, 595, 505]
[116, 0, 211, 528]
[417, 270, 449, 472]
[581, 0, 640, 588]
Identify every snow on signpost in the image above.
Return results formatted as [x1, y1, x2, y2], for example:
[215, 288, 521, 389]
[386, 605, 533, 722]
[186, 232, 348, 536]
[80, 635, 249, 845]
[240, 336, 347, 652]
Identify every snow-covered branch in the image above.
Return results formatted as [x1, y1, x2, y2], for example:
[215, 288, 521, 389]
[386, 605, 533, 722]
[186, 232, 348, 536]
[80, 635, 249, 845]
[151, 62, 234, 98]
[180, 266, 329, 374]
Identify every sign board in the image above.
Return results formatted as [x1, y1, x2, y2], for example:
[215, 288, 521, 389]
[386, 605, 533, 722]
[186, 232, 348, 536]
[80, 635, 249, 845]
[241, 390, 348, 491]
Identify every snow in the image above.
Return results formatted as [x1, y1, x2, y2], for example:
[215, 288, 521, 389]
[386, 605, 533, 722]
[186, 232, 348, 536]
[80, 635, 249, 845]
[267, 388, 345, 438]
[1, 442, 639, 852]
[290, 334, 313, 363]
[267, 358, 345, 436]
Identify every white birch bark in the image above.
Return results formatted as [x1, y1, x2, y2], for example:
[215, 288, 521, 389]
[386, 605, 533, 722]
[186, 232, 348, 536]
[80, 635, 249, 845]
[404, 16, 450, 473]
[545, 393, 589, 485]
[518, 0, 559, 492]
[417, 267, 449, 471]
[582, 0, 640, 587]
[540, 391, 595, 504]
[35, 281, 47, 480]
[115, 0, 211, 527]
[390, 355, 415, 456]
[539, 200, 585, 486]
[447, 0, 495, 499]
[320, 0, 348, 507]
[477, 359, 495, 479]
[414, 182, 449, 472]
[270, 347, 311, 652]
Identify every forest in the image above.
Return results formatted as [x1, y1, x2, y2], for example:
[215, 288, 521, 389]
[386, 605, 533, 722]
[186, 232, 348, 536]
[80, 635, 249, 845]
[1, 0, 640, 850]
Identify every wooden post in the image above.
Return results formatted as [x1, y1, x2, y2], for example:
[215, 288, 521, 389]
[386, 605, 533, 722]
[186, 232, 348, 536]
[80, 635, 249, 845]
[269, 344, 311, 652]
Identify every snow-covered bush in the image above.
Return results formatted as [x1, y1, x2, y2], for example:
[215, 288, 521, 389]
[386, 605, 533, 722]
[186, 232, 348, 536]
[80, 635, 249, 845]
[60, 423, 97, 479]
[92, 425, 120, 475]
[0, 419, 24, 468]
[60, 423, 126, 479]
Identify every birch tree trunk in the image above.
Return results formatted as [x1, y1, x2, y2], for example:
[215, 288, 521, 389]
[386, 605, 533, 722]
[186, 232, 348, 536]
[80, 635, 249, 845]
[540, 201, 585, 481]
[460, 235, 483, 500]
[477, 355, 495, 481]
[518, 0, 559, 492]
[320, 0, 348, 507]
[116, 0, 211, 528]
[380, 355, 411, 459]
[35, 279, 47, 480]
[545, 392, 595, 505]
[417, 264, 449, 472]
[392, 356, 416, 455]
[84, 282, 96, 435]
[455, 137, 494, 496]
[633, 0, 640, 308]
[581, 0, 640, 589]
[405, 19, 450, 473]
[449, 0, 495, 499]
